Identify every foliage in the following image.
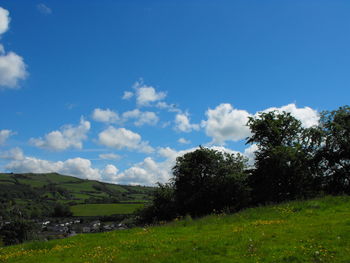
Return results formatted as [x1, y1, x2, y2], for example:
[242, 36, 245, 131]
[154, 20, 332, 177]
[136, 183, 177, 223]
[318, 106, 350, 194]
[139, 147, 250, 223]
[247, 111, 322, 204]
[172, 147, 250, 216]
[0, 219, 36, 246]
[52, 203, 72, 217]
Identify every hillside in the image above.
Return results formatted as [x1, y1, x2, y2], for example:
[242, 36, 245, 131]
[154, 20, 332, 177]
[1, 195, 350, 262]
[0, 173, 154, 218]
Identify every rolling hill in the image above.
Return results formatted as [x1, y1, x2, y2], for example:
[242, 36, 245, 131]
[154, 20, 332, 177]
[0, 173, 154, 218]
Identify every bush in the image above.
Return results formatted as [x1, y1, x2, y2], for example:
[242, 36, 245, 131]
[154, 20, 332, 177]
[0, 219, 36, 246]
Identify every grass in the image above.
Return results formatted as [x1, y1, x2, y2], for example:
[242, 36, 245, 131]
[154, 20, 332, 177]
[70, 203, 144, 216]
[1, 195, 350, 262]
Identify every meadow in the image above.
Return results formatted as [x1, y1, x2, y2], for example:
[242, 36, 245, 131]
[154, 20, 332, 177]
[70, 203, 144, 216]
[1, 195, 349, 262]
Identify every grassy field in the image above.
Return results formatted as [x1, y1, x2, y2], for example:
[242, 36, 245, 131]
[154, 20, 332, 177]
[70, 203, 144, 216]
[1, 195, 350, 262]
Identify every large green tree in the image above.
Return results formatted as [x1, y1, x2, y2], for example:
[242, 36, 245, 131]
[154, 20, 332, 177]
[172, 147, 250, 217]
[247, 111, 322, 204]
[318, 106, 350, 194]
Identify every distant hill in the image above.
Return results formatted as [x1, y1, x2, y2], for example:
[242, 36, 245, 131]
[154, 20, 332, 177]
[1, 195, 350, 262]
[0, 173, 154, 218]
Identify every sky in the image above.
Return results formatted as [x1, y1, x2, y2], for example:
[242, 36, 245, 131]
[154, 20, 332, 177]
[0, 1, 349, 185]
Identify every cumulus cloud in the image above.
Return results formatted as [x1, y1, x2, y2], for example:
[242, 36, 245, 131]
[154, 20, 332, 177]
[260, 103, 319, 128]
[0, 7, 10, 35]
[156, 102, 181, 113]
[243, 144, 258, 165]
[0, 147, 24, 160]
[178, 138, 190, 144]
[122, 91, 133, 100]
[0, 48, 27, 89]
[99, 153, 120, 160]
[3, 145, 249, 186]
[202, 103, 251, 144]
[30, 118, 90, 151]
[60, 158, 101, 180]
[202, 103, 319, 145]
[133, 81, 166, 106]
[98, 126, 154, 153]
[114, 157, 170, 185]
[174, 113, 200, 133]
[6, 156, 102, 180]
[0, 129, 14, 145]
[101, 164, 119, 181]
[92, 108, 119, 123]
[0, 7, 28, 89]
[37, 4, 52, 15]
[122, 109, 159, 126]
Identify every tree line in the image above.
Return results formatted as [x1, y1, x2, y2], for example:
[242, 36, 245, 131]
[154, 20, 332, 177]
[138, 105, 350, 223]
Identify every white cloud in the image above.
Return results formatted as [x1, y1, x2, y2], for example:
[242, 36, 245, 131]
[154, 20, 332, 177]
[3, 145, 247, 186]
[37, 4, 52, 15]
[0, 50, 28, 89]
[260, 103, 319, 128]
[0, 129, 13, 145]
[243, 144, 258, 165]
[98, 126, 154, 153]
[122, 109, 159, 126]
[0, 147, 24, 160]
[60, 158, 101, 180]
[202, 103, 251, 144]
[30, 118, 90, 151]
[0, 7, 10, 35]
[156, 102, 181, 113]
[115, 157, 170, 185]
[0, 7, 28, 90]
[5, 155, 102, 181]
[102, 164, 119, 181]
[202, 103, 319, 145]
[174, 113, 200, 133]
[122, 91, 133, 100]
[99, 153, 120, 160]
[178, 138, 190, 144]
[92, 108, 119, 123]
[133, 81, 166, 106]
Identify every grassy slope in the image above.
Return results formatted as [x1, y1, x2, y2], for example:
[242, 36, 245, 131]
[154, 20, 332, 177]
[1, 196, 350, 263]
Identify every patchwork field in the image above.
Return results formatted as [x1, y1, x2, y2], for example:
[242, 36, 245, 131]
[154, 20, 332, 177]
[1, 195, 350, 262]
[0, 172, 154, 204]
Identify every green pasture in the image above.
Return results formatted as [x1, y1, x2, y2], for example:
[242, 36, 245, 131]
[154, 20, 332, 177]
[70, 203, 144, 216]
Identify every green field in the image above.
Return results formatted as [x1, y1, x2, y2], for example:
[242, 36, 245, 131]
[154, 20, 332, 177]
[1, 195, 350, 262]
[70, 203, 144, 216]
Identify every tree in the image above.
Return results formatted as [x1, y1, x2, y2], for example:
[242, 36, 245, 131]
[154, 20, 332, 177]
[172, 147, 250, 217]
[318, 106, 350, 194]
[0, 219, 36, 246]
[52, 203, 72, 217]
[136, 183, 177, 223]
[247, 111, 321, 204]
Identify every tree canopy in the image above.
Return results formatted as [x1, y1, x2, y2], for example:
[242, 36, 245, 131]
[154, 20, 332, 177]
[139, 105, 350, 223]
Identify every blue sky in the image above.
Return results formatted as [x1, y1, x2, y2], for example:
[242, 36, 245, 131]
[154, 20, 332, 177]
[0, 1, 349, 185]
